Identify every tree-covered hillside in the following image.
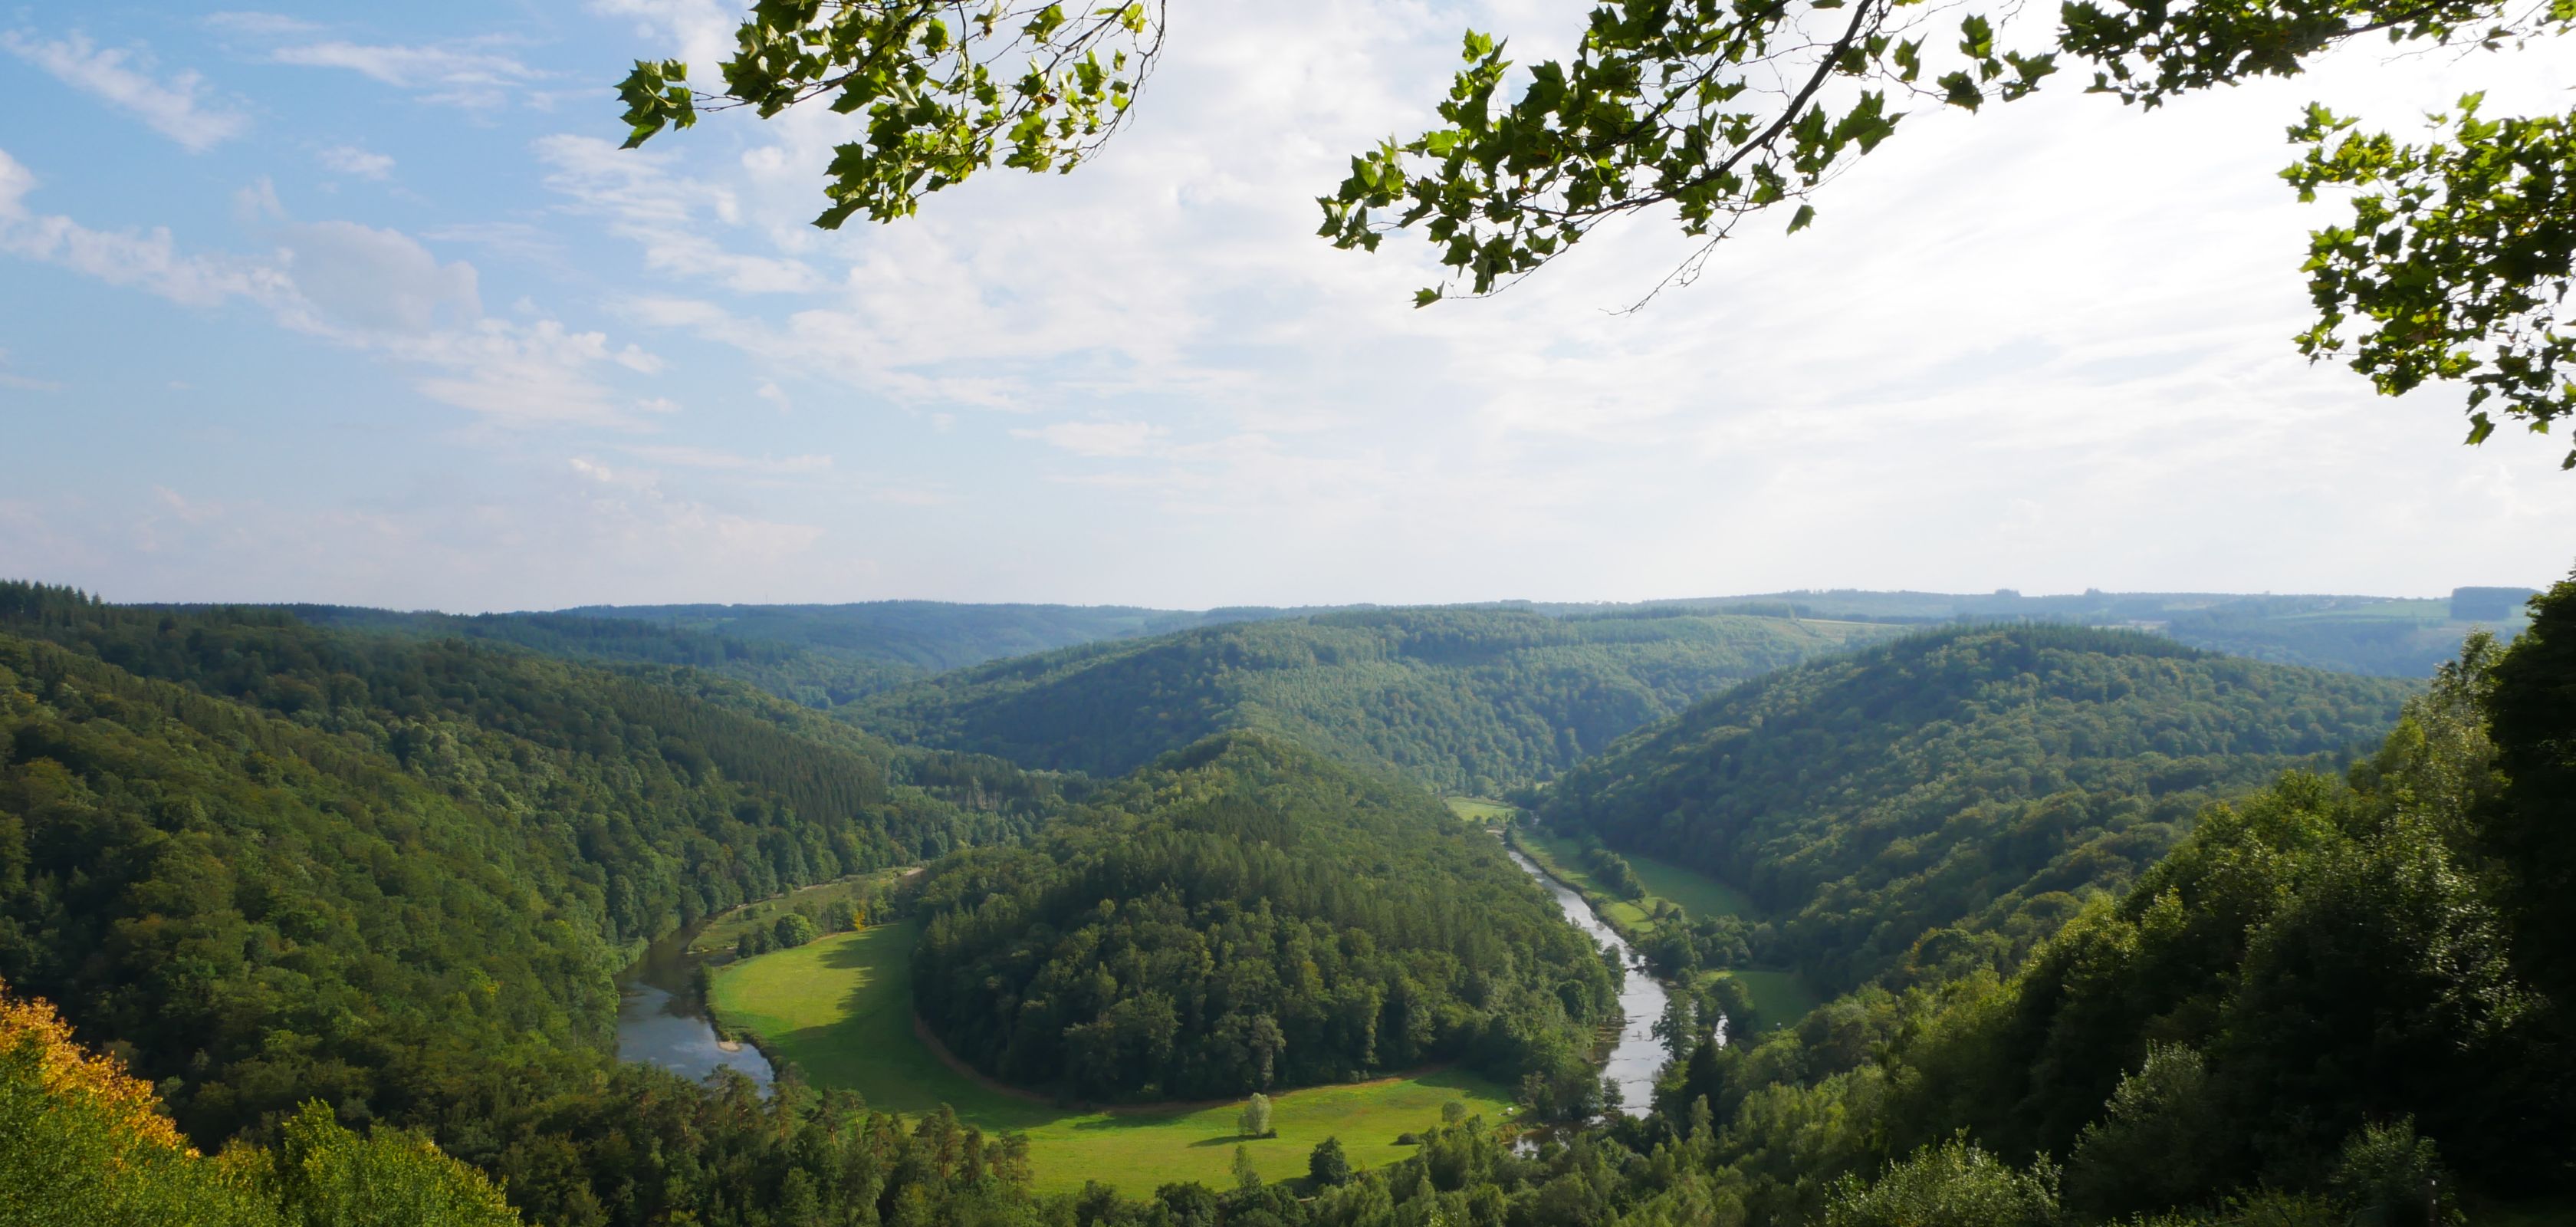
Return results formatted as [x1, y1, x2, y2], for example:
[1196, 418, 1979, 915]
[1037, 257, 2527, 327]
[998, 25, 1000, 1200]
[1685, 588, 2532, 678]
[562, 599, 1358, 673]
[1540, 626, 2416, 992]
[849, 608, 1894, 794]
[1639, 607, 2576, 1222]
[285, 604, 928, 709]
[910, 732, 1616, 1106]
[0, 582, 1082, 1224]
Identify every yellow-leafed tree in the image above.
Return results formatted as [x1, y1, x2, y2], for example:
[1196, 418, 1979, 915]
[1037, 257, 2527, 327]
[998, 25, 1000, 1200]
[0, 980, 521, 1227]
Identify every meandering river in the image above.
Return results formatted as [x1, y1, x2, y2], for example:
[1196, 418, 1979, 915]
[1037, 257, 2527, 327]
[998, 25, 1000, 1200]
[1504, 847, 1684, 1117]
[614, 924, 774, 1087]
[616, 849, 1694, 1115]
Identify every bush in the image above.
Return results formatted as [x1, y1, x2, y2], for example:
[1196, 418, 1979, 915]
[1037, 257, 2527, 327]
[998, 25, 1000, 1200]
[773, 913, 820, 949]
[1239, 1093, 1273, 1139]
[1825, 1136, 2059, 1227]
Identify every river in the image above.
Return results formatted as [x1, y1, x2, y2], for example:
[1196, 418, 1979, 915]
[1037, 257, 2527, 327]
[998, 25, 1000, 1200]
[1505, 847, 1687, 1117]
[614, 923, 774, 1087]
[616, 854, 1688, 1110]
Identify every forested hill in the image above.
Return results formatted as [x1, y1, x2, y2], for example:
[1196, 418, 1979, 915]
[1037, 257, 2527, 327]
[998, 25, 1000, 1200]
[285, 604, 928, 709]
[560, 600, 1365, 672]
[1539, 624, 2416, 992]
[0, 582, 1082, 1222]
[287, 599, 1369, 711]
[847, 607, 1896, 794]
[1668, 587, 2532, 678]
[910, 732, 1617, 1106]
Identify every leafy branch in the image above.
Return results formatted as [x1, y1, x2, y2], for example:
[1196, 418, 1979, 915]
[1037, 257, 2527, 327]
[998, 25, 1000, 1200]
[617, 2, 1166, 227]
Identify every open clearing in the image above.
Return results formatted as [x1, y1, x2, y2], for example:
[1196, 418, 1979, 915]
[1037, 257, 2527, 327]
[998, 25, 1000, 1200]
[710, 923, 1513, 1194]
[1701, 969, 1825, 1032]
[1443, 796, 1516, 824]
[688, 867, 911, 958]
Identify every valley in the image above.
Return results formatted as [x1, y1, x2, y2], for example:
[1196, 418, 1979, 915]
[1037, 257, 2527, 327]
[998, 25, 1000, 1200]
[5, 580, 2571, 1226]
[15, 8, 2576, 1219]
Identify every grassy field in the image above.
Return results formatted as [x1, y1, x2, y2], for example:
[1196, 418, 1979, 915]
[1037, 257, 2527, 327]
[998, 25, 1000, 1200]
[689, 868, 911, 957]
[1701, 969, 1825, 1033]
[1624, 850, 1760, 921]
[709, 923, 1514, 1194]
[1443, 797, 1516, 824]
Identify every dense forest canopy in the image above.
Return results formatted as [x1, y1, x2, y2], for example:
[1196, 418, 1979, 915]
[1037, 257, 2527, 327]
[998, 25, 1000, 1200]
[560, 600, 1360, 673]
[909, 732, 1617, 1105]
[0, 581, 1086, 1224]
[1629, 597, 2576, 1222]
[1691, 587, 2535, 678]
[283, 604, 930, 711]
[2, 566, 2571, 1224]
[849, 607, 1894, 794]
[1540, 624, 2417, 991]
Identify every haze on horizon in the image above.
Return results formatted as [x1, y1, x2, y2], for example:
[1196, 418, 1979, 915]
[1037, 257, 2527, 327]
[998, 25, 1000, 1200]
[3, 1, 2571, 614]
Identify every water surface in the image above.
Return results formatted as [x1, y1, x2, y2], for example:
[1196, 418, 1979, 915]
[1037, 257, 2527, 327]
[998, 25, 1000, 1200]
[1505, 847, 1676, 1117]
[615, 925, 774, 1087]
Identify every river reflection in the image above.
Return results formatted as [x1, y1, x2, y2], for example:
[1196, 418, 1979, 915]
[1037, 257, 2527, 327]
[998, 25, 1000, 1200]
[614, 926, 774, 1087]
[1506, 847, 1700, 1117]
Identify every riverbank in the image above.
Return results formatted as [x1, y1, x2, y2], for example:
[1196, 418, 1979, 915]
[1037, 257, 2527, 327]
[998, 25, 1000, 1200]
[1499, 844, 1671, 1115]
[1504, 827, 1822, 1031]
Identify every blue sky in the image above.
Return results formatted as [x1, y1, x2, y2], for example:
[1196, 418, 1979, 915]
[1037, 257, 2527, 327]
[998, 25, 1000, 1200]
[2, 1, 2571, 612]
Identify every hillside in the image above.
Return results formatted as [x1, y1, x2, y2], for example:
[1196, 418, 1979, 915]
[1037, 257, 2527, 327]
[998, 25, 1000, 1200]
[846, 607, 1895, 794]
[1665, 587, 2535, 678]
[562, 599, 1365, 672]
[0, 583, 1080, 1223]
[1539, 624, 2417, 992]
[286, 604, 927, 709]
[1650, 605, 2576, 1223]
[909, 732, 1617, 1105]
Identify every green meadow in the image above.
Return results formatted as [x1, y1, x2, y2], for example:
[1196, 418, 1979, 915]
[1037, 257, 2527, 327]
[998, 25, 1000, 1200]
[1701, 969, 1825, 1032]
[688, 867, 912, 957]
[709, 923, 1513, 1194]
[1441, 796, 1517, 824]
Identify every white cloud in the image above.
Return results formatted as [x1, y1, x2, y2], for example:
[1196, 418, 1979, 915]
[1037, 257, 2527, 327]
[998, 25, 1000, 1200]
[0, 150, 291, 308]
[2, 30, 249, 151]
[536, 135, 823, 294]
[203, 12, 320, 36]
[269, 40, 540, 107]
[619, 444, 833, 472]
[317, 145, 395, 180]
[0, 347, 58, 392]
[5, 464, 833, 611]
[277, 219, 480, 332]
[1012, 420, 1168, 458]
[0, 148, 651, 429]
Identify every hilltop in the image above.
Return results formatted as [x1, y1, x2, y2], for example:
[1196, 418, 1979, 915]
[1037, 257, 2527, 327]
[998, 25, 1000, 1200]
[843, 607, 1897, 794]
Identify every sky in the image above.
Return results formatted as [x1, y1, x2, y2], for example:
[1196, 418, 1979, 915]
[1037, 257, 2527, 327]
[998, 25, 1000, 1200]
[2, 2, 2571, 614]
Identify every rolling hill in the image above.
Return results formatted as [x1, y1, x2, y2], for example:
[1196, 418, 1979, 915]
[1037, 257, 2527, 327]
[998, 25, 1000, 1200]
[909, 732, 1615, 1104]
[843, 607, 1899, 794]
[0, 582, 1084, 1222]
[1538, 623, 2418, 992]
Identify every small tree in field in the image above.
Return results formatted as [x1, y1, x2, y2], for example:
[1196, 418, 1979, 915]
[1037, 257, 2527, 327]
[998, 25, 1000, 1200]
[773, 913, 819, 949]
[1239, 1093, 1273, 1139]
[1309, 1137, 1352, 1187]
